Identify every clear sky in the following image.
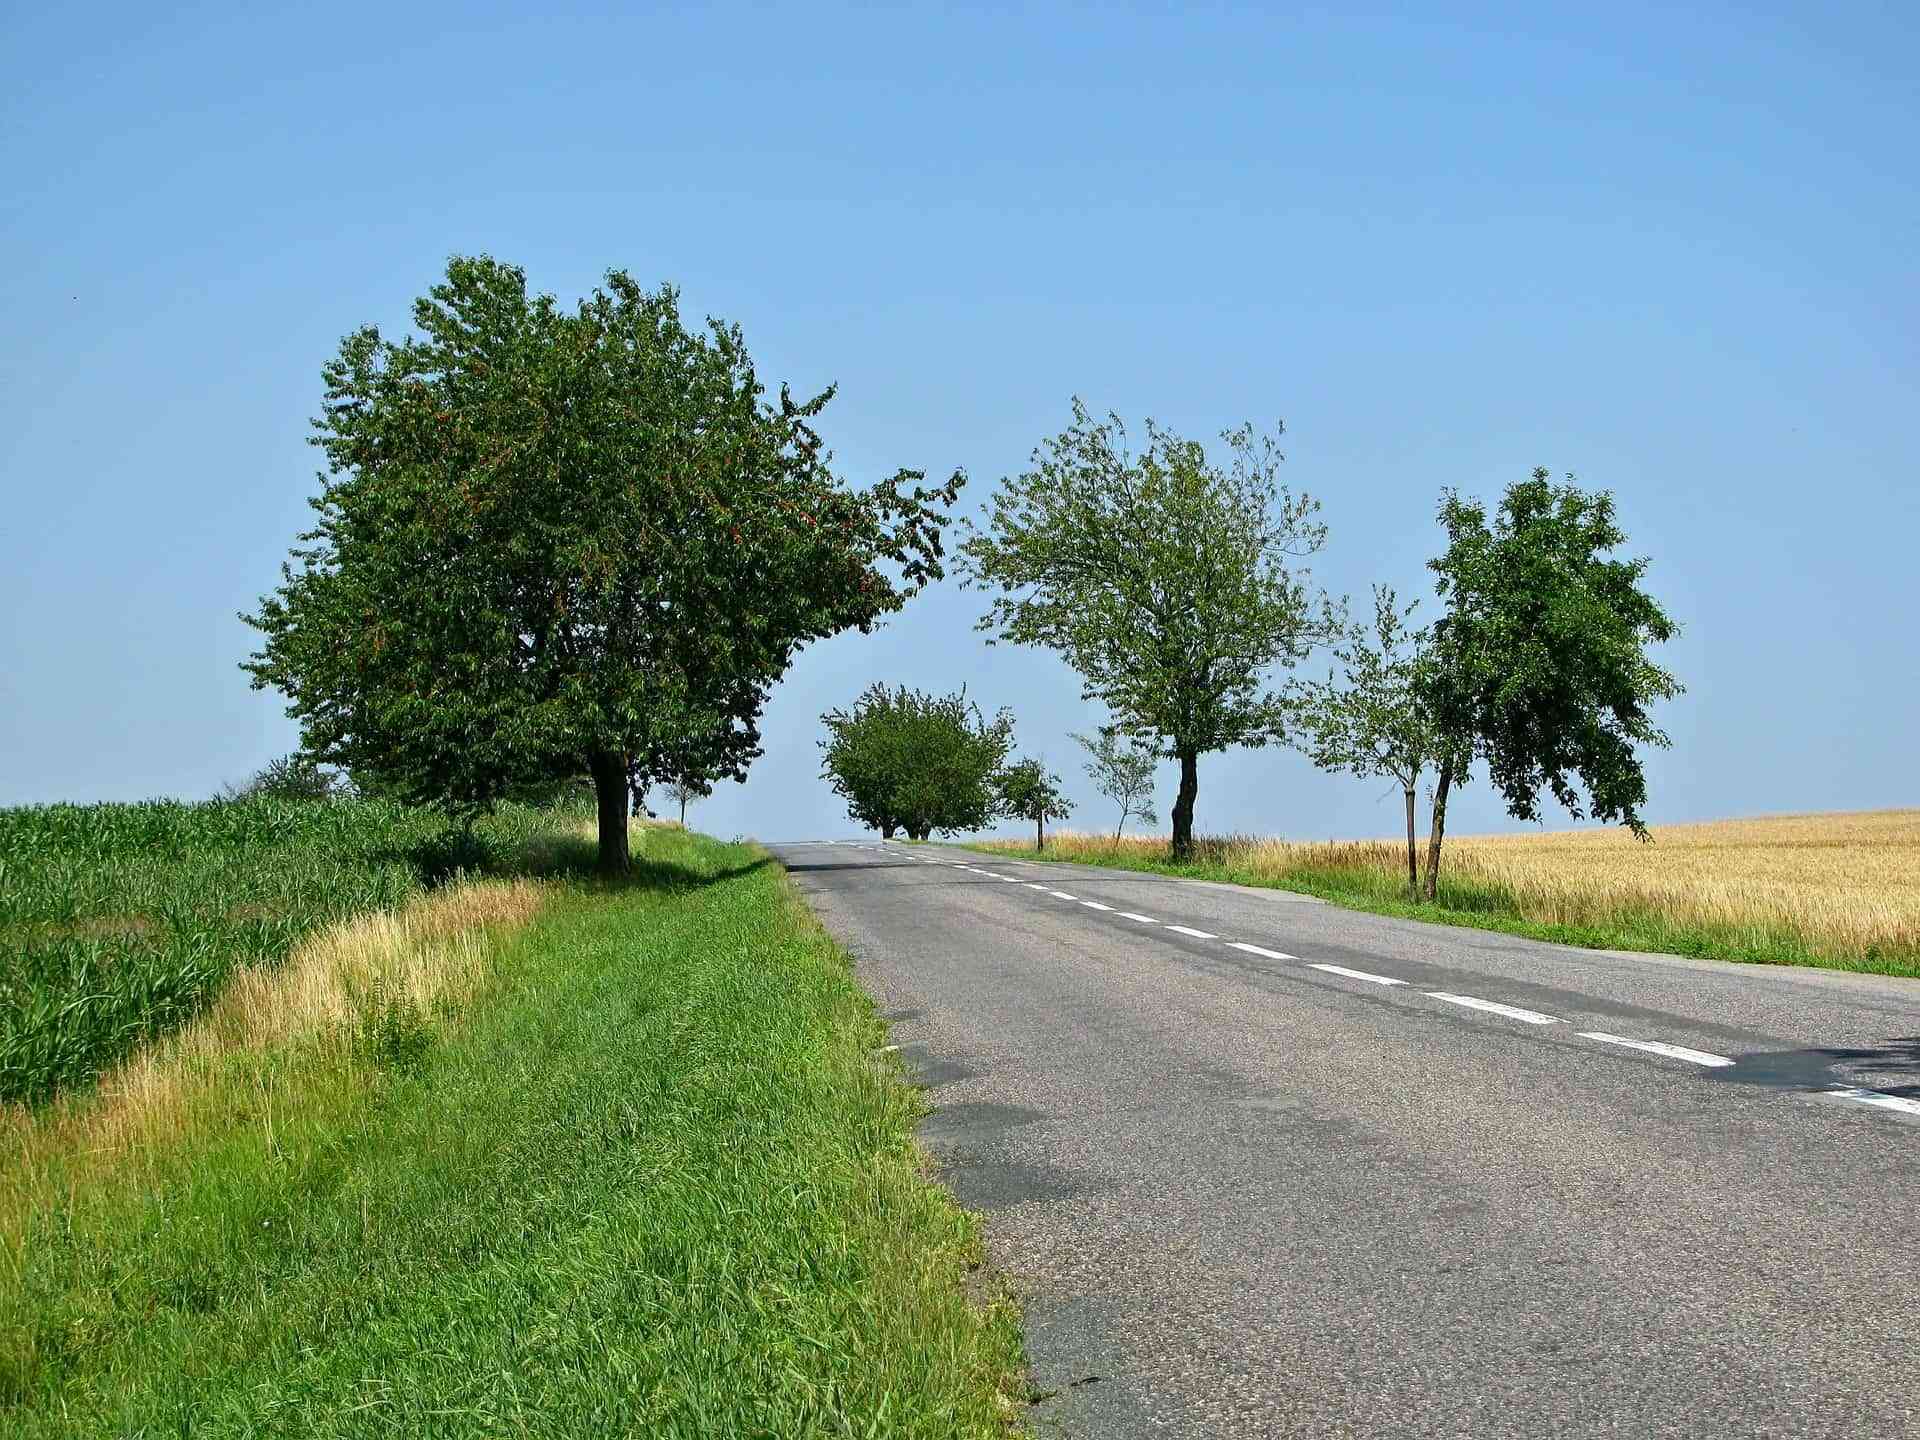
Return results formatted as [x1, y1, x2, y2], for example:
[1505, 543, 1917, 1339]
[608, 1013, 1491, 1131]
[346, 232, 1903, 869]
[4, 3, 1914, 841]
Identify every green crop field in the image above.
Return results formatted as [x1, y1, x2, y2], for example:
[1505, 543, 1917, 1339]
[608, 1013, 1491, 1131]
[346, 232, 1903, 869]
[0, 797, 568, 1106]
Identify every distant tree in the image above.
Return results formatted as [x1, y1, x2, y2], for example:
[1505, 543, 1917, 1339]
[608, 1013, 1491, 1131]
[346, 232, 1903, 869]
[224, 753, 340, 802]
[1073, 727, 1159, 840]
[820, 684, 1014, 840]
[242, 257, 961, 874]
[1294, 586, 1455, 899]
[663, 772, 712, 826]
[961, 400, 1340, 858]
[1417, 470, 1682, 899]
[998, 757, 1073, 851]
[818, 683, 912, 838]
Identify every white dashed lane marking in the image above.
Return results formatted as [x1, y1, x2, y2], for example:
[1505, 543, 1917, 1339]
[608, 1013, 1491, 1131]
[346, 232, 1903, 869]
[1827, 1086, 1920, 1117]
[1080, 901, 1114, 911]
[1118, 912, 1159, 924]
[1578, 1032, 1734, 1067]
[1310, 962, 1406, 987]
[1428, 993, 1560, 1025]
[1050, 891, 1077, 900]
[1165, 925, 1217, 940]
[1228, 942, 1292, 961]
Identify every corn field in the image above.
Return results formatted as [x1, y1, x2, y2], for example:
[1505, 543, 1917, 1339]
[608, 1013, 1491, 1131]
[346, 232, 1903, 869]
[0, 797, 560, 1105]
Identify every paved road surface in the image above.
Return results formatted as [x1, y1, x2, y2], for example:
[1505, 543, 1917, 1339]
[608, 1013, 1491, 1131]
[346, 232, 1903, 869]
[773, 839, 1920, 1438]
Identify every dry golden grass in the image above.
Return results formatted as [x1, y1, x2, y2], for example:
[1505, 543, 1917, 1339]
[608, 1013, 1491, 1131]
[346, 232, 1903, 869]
[979, 809, 1920, 971]
[0, 878, 544, 1256]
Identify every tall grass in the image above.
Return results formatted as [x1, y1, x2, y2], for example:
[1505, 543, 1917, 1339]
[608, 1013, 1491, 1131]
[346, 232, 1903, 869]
[0, 796, 572, 1105]
[971, 809, 1920, 977]
[2, 831, 1026, 1436]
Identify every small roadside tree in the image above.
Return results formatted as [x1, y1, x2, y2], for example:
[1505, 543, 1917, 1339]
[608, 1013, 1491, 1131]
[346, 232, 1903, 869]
[243, 257, 961, 874]
[1294, 586, 1454, 899]
[820, 685, 1014, 839]
[1072, 727, 1159, 840]
[1417, 470, 1682, 899]
[961, 400, 1340, 859]
[998, 757, 1073, 851]
[663, 773, 712, 826]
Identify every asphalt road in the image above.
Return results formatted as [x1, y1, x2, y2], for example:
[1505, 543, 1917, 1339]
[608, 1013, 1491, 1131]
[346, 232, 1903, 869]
[772, 838, 1920, 1439]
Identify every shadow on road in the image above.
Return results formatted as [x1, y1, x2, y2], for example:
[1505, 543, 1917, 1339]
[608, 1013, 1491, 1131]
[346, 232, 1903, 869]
[1718, 1036, 1920, 1098]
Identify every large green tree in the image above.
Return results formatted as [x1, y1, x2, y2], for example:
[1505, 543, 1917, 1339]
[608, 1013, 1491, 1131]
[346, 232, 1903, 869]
[820, 685, 1014, 840]
[244, 257, 960, 872]
[961, 401, 1339, 857]
[1418, 470, 1682, 898]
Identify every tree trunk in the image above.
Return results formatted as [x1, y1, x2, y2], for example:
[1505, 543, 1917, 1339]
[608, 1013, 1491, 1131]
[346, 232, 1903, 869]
[1171, 750, 1198, 860]
[1036, 813, 1045, 851]
[1423, 754, 1454, 902]
[590, 751, 631, 875]
[679, 794, 687, 825]
[881, 821, 896, 839]
[1403, 786, 1419, 901]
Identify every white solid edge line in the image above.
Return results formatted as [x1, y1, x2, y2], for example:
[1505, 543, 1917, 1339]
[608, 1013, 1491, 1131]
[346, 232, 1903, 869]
[1117, 912, 1159, 923]
[1577, 1032, 1734, 1067]
[1427, 992, 1560, 1025]
[1080, 900, 1113, 911]
[1228, 941, 1293, 960]
[1165, 925, 1217, 939]
[1827, 1086, 1920, 1117]
[1050, 891, 1077, 900]
[1310, 962, 1405, 986]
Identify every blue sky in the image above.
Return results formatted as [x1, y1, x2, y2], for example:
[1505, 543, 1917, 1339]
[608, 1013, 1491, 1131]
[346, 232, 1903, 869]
[4, 2, 1914, 841]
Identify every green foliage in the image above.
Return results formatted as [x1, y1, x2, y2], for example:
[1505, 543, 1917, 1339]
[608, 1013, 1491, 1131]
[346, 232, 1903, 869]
[819, 684, 1014, 839]
[242, 256, 961, 864]
[997, 756, 1072, 849]
[997, 758, 1070, 822]
[225, 753, 343, 802]
[3, 834, 1025, 1435]
[0, 797, 560, 1105]
[1073, 726, 1159, 838]
[1423, 471, 1682, 835]
[350, 975, 434, 1076]
[960, 399, 1339, 852]
[1296, 587, 1440, 795]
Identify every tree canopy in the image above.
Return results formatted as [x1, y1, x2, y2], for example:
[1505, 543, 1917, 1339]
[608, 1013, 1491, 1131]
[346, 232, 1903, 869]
[1416, 470, 1682, 896]
[997, 757, 1073, 851]
[243, 257, 961, 871]
[819, 684, 1014, 840]
[960, 400, 1338, 856]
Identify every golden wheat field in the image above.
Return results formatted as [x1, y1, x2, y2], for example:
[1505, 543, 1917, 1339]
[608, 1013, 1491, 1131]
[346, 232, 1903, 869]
[978, 810, 1920, 970]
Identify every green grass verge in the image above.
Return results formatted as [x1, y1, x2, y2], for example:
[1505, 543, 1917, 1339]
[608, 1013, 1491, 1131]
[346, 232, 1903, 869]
[0, 797, 577, 1105]
[4, 830, 1025, 1436]
[959, 841, 1917, 979]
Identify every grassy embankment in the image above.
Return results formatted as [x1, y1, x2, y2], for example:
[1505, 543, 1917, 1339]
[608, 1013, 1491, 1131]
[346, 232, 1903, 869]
[968, 810, 1920, 979]
[3, 806, 1024, 1436]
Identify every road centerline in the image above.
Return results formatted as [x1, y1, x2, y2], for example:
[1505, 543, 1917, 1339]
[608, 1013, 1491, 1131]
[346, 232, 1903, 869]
[1427, 992, 1560, 1025]
[1310, 962, 1406, 986]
